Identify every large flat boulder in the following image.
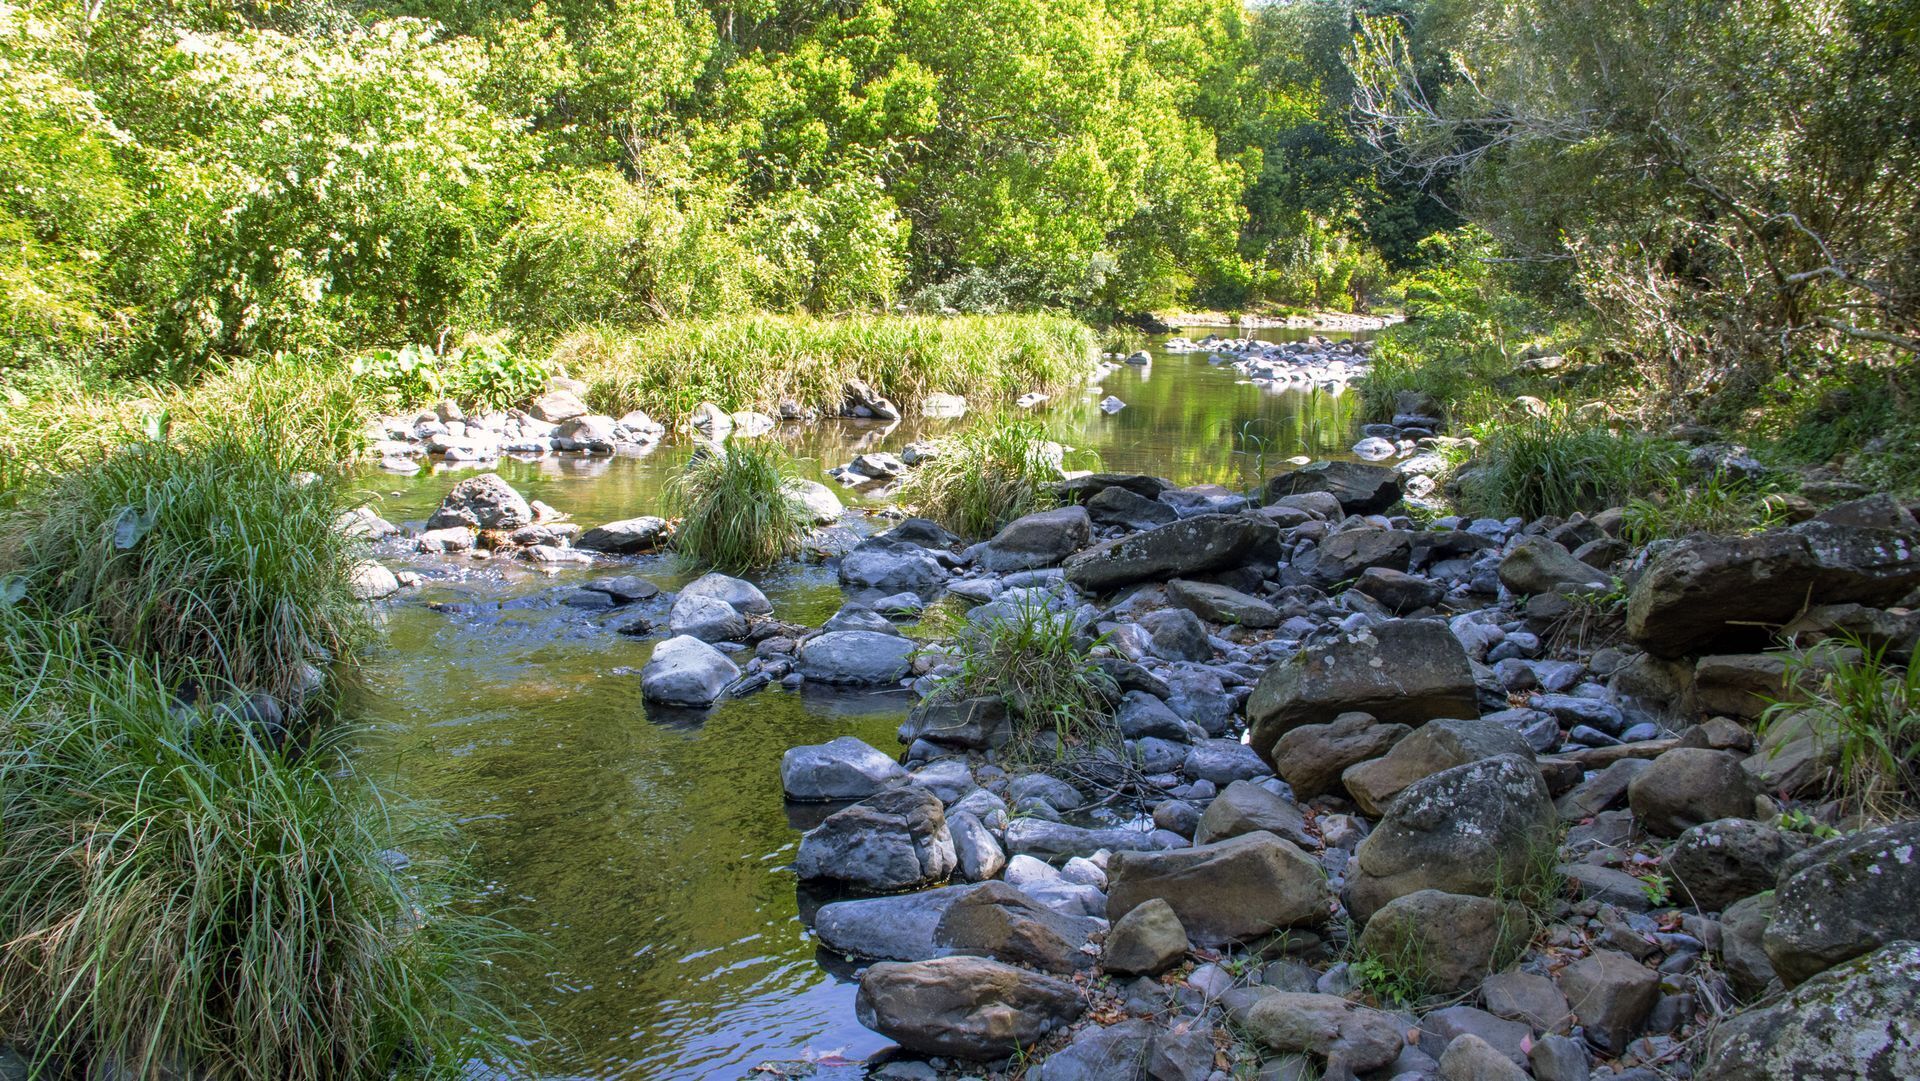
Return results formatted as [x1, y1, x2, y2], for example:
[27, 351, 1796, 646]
[1699, 940, 1920, 1081]
[577, 515, 669, 553]
[1106, 830, 1331, 946]
[1765, 821, 1920, 986]
[1063, 514, 1282, 593]
[1341, 717, 1535, 817]
[975, 506, 1091, 571]
[932, 880, 1102, 974]
[781, 736, 907, 802]
[855, 956, 1084, 1059]
[813, 884, 980, 961]
[1247, 619, 1478, 764]
[1264, 461, 1403, 515]
[797, 630, 915, 685]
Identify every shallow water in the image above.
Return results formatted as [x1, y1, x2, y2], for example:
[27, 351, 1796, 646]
[354, 328, 1363, 1080]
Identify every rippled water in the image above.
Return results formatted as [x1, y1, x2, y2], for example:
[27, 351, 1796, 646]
[353, 328, 1363, 1080]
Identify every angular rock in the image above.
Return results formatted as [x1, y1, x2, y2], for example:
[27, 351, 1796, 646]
[426, 473, 533, 530]
[1139, 607, 1212, 662]
[1482, 969, 1571, 1033]
[1356, 889, 1528, 994]
[577, 515, 669, 553]
[1192, 779, 1313, 848]
[781, 736, 907, 802]
[795, 786, 956, 893]
[1063, 514, 1282, 593]
[1626, 748, 1760, 837]
[1765, 821, 1920, 986]
[797, 630, 915, 685]
[1086, 485, 1178, 530]
[1265, 461, 1403, 515]
[1498, 536, 1608, 596]
[1666, 817, 1809, 912]
[1181, 738, 1268, 786]
[840, 539, 947, 593]
[667, 592, 746, 642]
[899, 694, 1012, 750]
[1101, 897, 1188, 976]
[855, 956, 1084, 1059]
[1341, 717, 1535, 818]
[1166, 578, 1282, 628]
[1271, 712, 1411, 802]
[1290, 528, 1413, 589]
[1345, 755, 1557, 922]
[1700, 940, 1920, 1081]
[977, 506, 1092, 572]
[1720, 891, 1779, 998]
[1247, 619, 1479, 763]
[1107, 831, 1331, 946]
[933, 880, 1101, 973]
[1439, 1033, 1528, 1081]
[1244, 993, 1407, 1075]
[1354, 566, 1445, 614]
[813, 884, 979, 961]
[640, 635, 739, 707]
[948, 810, 1006, 882]
[1555, 948, 1659, 1053]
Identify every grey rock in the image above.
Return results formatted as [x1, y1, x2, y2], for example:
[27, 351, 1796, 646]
[1438, 1033, 1527, 1081]
[577, 515, 669, 553]
[781, 736, 907, 802]
[1271, 712, 1411, 802]
[977, 506, 1092, 572]
[1765, 821, 1920, 986]
[797, 630, 915, 685]
[1167, 578, 1282, 628]
[1356, 889, 1527, 994]
[640, 635, 739, 707]
[899, 694, 1013, 751]
[1107, 831, 1331, 946]
[855, 956, 1083, 1059]
[1497, 535, 1607, 595]
[1064, 514, 1282, 593]
[813, 884, 979, 961]
[1265, 461, 1403, 515]
[840, 539, 947, 593]
[667, 592, 746, 642]
[932, 880, 1100, 974]
[1192, 779, 1313, 848]
[1244, 993, 1407, 1075]
[1555, 948, 1658, 1053]
[795, 786, 956, 892]
[1699, 940, 1920, 1080]
[1182, 738, 1269, 785]
[1102, 896, 1189, 976]
[1341, 717, 1534, 818]
[1626, 748, 1760, 837]
[1666, 817, 1810, 912]
[1247, 619, 1478, 764]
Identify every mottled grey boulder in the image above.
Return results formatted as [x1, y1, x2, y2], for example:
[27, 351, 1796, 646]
[666, 592, 746, 642]
[855, 956, 1083, 1059]
[781, 736, 907, 802]
[976, 505, 1091, 571]
[1765, 821, 1920, 986]
[795, 786, 956, 893]
[1192, 779, 1313, 848]
[1166, 578, 1282, 628]
[577, 515, 669, 553]
[639, 635, 739, 707]
[426, 473, 533, 529]
[839, 538, 947, 592]
[1271, 712, 1410, 802]
[1666, 817, 1810, 912]
[1005, 819, 1184, 862]
[797, 630, 915, 685]
[1063, 514, 1282, 593]
[899, 694, 1013, 750]
[1555, 948, 1658, 1053]
[932, 880, 1101, 974]
[1107, 831, 1331, 946]
[1086, 485, 1178, 530]
[1701, 940, 1920, 1080]
[1498, 535, 1607, 596]
[1247, 619, 1478, 763]
[679, 571, 772, 615]
[1342, 717, 1534, 818]
[1264, 461, 1403, 514]
[1290, 528, 1414, 588]
[1139, 607, 1212, 662]
[813, 884, 980, 961]
[1626, 748, 1760, 837]
[1244, 992, 1407, 1075]
[1356, 890, 1528, 994]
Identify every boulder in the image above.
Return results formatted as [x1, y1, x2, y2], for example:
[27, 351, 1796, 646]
[1264, 461, 1403, 515]
[1741, 707, 1843, 797]
[1139, 607, 1213, 662]
[1417, 1005, 1530, 1067]
[1181, 738, 1269, 786]
[1720, 892, 1779, 998]
[1063, 514, 1282, 593]
[1693, 653, 1795, 720]
[781, 736, 907, 802]
[1626, 524, 1920, 657]
[1115, 691, 1188, 740]
[640, 635, 739, 707]
[426, 473, 533, 530]
[1765, 821, 1920, 986]
[577, 515, 669, 553]
[855, 956, 1084, 1059]
[899, 694, 1013, 750]
[1439, 1034, 1529, 1081]
[528, 389, 589, 422]
[1355, 889, 1528, 994]
[1554, 948, 1659, 1053]
[932, 880, 1101, 974]
[1004, 819, 1184, 862]
[666, 593, 746, 642]
[1107, 831, 1331, 946]
[1031, 1020, 1214, 1081]
[1699, 940, 1920, 1081]
[1354, 566, 1445, 614]
[1342, 717, 1535, 818]
[1086, 485, 1178, 530]
[1625, 748, 1760, 837]
[813, 884, 979, 961]
[1101, 897, 1188, 976]
[348, 560, 400, 600]
[783, 479, 844, 524]
[1665, 817, 1809, 912]
[795, 786, 956, 893]
[797, 630, 915, 685]
[1497, 536, 1608, 596]
[1345, 755, 1557, 922]
[1244, 993, 1407, 1075]
[1192, 779, 1313, 848]
[949, 810, 1006, 882]
[679, 571, 772, 615]
[1166, 578, 1282, 628]
[1482, 969, 1572, 1033]
[839, 539, 947, 593]
[1290, 528, 1414, 588]
[977, 506, 1092, 572]
[1271, 712, 1411, 802]
[1247, 619, 1478, 763]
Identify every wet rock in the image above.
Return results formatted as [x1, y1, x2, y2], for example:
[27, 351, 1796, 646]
[640, 635, 740, 707]
[1107, 831, 1331, 946]
[427, 473, 534, 530]
[1497, 535, 1608, 595]
[840, 539, 948, 592]
[1264, 461, 1403, 515]
[677, 571, 771, 615]
[795, 786, 956, 892]
[855, 956, 1083, 1059]
[899, 694, 1013, 751]
[1341, 717, 1535, 817]
[1004, 819, 1183, 861]
[1086, 485, 1178, 530]
[823, 603, 898, 635]
[813, 884, 980, 961]
[933, 880, 1100, 974]
[1247, 619, 1479, 762]
[667, 592, 746, 642]
[1166, 578, 1282, 628]
[797, 630, 915, 685]
[1102, 897, 1188, 976]
[976, 506, 1092, 572]
[1345, 754, 1556, 922]
[1356, 890, 1528, 993]
[781, 736, 907, 802]
[1192, 779, 1313, 848]
[1244, 993, 1407, 1075]
[1626, 748, 1760, 836]
[582, 574, 659, 602]
[1063, 514, 1282, 593]
[1765, 821, 1920, 986]
[1555, 948, 1659, 1053]
[1271, 712, 1411, 802]
[1666, 817, 1809, 912]
[1700, 939, 1920, 1081]
[577, 515, 669, 553]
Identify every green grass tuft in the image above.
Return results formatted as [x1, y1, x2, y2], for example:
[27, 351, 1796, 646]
[0, 606, 520, 1080]
[936, 593, 1116, 749]
[1457, 406, 1684, 520]
[667, 438, 812, 572]
[1762, 636, 1920, 821]
[894, 415, 1065, 537]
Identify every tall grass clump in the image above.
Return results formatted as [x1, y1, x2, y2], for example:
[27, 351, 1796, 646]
[667, 438, 811, 572]
[565, 313, 1098, 422]
[1619, 470, 1791, 544]
[1457, 406, 1684, 520]
[0, 607, 517, 1079]
[1762, 636, 1920, 820]
[937, 593, 1117, 748]
[895, 415, 1065, 537]
[1, 433, 372, 708]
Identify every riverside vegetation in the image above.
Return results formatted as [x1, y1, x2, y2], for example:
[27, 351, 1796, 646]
[3, 0, 1919, 1077]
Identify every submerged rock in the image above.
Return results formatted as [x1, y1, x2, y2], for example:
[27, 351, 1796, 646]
[577, 515, 669, 553]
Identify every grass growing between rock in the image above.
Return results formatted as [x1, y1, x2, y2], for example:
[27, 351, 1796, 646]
[1, 433, 373, 710]
[1762, 636, 1920, 821]
[0, 606, 520, 1080]
[1455, 406, 1685, 520]
[564, 313, 1098, 422]
[667, 438, 811, 572]
[895, 415, 1065, 537]
[937, 594, 1117, 750]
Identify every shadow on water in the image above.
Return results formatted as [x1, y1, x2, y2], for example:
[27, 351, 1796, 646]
[352, 327, 1362, 1079]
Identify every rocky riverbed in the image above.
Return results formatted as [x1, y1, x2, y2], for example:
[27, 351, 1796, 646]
[351, 422, 1920, 1080]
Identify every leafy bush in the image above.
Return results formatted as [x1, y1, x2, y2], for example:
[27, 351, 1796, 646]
[1457, 407, 1684, 520]
[1762, 636, 1920, 819]
[667, 439, 811, 572]
[895, 415, 1065, 537]
[352, 331, 551, 412]
[0, 606, 517, 1080]
[2, 434, 372, 707]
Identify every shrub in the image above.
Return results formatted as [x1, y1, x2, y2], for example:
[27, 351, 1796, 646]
[667, 438, 811, 572]
[1457, 407, 1684, 520]
[894, 415, 1065, 537]
[351, 331, 551, 412]
[1, 434, 372, 709]
[1762, 636, 1920, 820]
[0, 606, 517, 1079]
